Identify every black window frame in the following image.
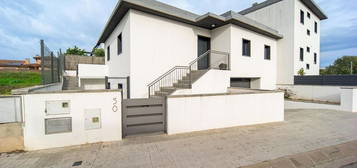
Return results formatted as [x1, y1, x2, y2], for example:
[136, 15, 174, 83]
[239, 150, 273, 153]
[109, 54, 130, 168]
[314, 22, 318, 33]
[300, 10, 304, 24]
[307, 46, 310, 53]
[314, 53, 317, 64]
[306, 64, 310, 70]
[300, 48, 304, 61]
[307, 12, 311, 19]
[117, 33, 122, 55]
[242, 39, 251, 57]
[264, 45, 271, 60]
[107, 46, 110, 61]
[307, 29, 310, 36]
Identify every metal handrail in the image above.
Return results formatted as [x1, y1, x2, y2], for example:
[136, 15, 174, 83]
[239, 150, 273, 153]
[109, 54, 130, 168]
[147, 66, 188, 87]
[147, 50, 230, 98]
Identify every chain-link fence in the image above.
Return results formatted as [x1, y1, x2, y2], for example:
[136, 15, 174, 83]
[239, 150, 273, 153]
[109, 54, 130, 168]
[40, 40, 64, 85]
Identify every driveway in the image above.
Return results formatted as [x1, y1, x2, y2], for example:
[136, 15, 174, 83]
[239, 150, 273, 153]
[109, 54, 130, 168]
[1, 109, 357, 168]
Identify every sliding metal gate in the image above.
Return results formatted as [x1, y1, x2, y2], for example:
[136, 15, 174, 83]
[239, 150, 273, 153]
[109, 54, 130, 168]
[122, 98, 166, 137]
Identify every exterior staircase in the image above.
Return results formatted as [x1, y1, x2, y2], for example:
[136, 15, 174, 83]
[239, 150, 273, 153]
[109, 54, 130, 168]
[62, 76, 81, 90]
[153, 70, 208, 97]
[148, 50, 230, 98]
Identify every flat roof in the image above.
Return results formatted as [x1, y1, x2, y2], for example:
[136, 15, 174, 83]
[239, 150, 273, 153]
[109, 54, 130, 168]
[96, 0, 283, 45]
[239, 0, 328, 20]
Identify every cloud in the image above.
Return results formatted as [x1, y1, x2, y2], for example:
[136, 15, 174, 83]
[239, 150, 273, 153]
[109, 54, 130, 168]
[0, 0, 356, 67]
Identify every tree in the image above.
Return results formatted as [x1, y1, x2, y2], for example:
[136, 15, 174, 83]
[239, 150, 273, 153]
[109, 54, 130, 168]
[298, 68, 305, 76]
[93, 48, 105, 57]
[321, 56, 357, 75]
[65, 46, 86, 56]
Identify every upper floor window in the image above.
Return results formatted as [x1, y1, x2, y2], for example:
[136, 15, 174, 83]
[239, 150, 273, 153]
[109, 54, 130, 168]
[306, 64, 310, 70]
[307, 12, 311, 19]
[314, 53, 317, 64]
[117, 34, 122, 55]
[300, 48, 304, 61]
[264, 45, 271, 60]
[242, 39, 251, 57]
[314, 22, 318, 33]
[307, 46, 310, 53]
[307, 29, 310, 36]
[300, 10, 304, 24]
[107, 46, 110, 61]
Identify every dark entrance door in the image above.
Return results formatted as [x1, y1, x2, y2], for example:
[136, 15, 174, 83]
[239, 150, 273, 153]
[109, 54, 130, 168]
[197, 36, 210, 70]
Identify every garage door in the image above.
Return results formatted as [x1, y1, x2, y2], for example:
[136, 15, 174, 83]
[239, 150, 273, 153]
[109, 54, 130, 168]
[230, 78, 251, 88]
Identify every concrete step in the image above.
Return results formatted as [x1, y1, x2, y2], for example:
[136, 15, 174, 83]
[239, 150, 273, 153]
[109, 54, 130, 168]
[173, 83, 191, 88]
[154, 91, 170, 96]
[160, 87, 177, 93]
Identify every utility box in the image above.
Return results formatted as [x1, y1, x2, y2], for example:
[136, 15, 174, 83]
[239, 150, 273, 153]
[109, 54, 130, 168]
[45, 100, 70, 115]
[84, 109, 101, 130]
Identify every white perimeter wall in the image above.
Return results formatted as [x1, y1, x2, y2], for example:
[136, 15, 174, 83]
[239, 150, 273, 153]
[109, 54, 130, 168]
[341, 88, 357, 112]
[167, 92, 284, 134]
[22, 91, 122, 150]
[278, 84, 341, 103]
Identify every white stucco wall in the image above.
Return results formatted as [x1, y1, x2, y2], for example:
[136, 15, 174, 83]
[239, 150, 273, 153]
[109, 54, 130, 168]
[278, 84, 341, 103]
[244, 0, 322, 84]
[294, 0, 321, 76]
[77, 64, 108, 79]
[172, 70, 230, 95]
[230, 25, 278, 90]
[104, 10, 131, 78]
[129, 10, 211, 98]
[341, 88, 357, 112]
[22, 91, 122, 150]
[167, 92, 284, 134]
[244, 0, 295, 85]
[80, 79, 105, 90]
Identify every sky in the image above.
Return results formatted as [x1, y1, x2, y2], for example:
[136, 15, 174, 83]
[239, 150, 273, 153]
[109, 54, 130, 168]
[0, 0, 356, 67]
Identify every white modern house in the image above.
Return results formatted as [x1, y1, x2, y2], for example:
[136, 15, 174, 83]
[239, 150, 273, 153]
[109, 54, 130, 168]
[78, 0, 327, 99]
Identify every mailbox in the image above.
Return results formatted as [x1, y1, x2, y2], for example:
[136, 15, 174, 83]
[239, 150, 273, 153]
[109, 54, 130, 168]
[45, 100, 71, 115]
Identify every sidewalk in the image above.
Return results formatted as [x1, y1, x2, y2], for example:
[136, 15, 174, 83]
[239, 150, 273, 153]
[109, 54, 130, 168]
[1, 109, 357, 168]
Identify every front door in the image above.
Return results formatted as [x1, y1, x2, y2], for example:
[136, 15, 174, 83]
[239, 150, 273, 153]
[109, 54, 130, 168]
[197, 36, 210, 70]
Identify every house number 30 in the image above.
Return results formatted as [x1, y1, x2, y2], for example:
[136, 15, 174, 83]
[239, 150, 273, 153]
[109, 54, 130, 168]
[112, 98, 118, 112]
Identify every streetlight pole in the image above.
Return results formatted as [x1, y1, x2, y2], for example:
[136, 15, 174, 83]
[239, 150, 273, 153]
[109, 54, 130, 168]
[351, 61, 353, 74]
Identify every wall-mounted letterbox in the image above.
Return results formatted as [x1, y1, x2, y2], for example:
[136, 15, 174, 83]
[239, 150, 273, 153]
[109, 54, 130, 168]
[45, 100, 71, 115]
[84, 109, 101, 130]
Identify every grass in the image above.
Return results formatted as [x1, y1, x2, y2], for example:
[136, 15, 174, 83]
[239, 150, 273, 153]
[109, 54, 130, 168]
[0, 71, 41, 95]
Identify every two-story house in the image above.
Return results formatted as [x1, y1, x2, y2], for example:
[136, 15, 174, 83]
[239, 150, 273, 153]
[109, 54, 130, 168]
[78, 0, 327, 99]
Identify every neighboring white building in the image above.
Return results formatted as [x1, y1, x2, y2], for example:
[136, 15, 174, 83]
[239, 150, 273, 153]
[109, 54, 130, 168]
[241, 0, 327, 84]
[80, 0, 327, 99]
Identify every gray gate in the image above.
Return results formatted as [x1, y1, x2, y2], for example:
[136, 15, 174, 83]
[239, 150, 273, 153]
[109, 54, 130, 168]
[122, 98, 166, 137]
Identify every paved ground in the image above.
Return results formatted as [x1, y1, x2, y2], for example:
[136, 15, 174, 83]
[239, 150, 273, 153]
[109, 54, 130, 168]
[1, 109, 357, 168]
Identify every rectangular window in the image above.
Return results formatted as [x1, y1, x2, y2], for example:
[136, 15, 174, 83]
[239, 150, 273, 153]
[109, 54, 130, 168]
[307, 12, 311, 19]
[306, 64, 310, 70]
[264, 45, 271, 60]
[314, 53, 317, 64]
[242, 39, 251, 56]
[307, 29, 310, 36]
[314, 22, 318, 33]
[117, 34, 122, 55]
[107, 46, 110, 61]
[300, 10, 304, 24]
[300, 48, 304, 61]
[307, 47, 310, 53]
